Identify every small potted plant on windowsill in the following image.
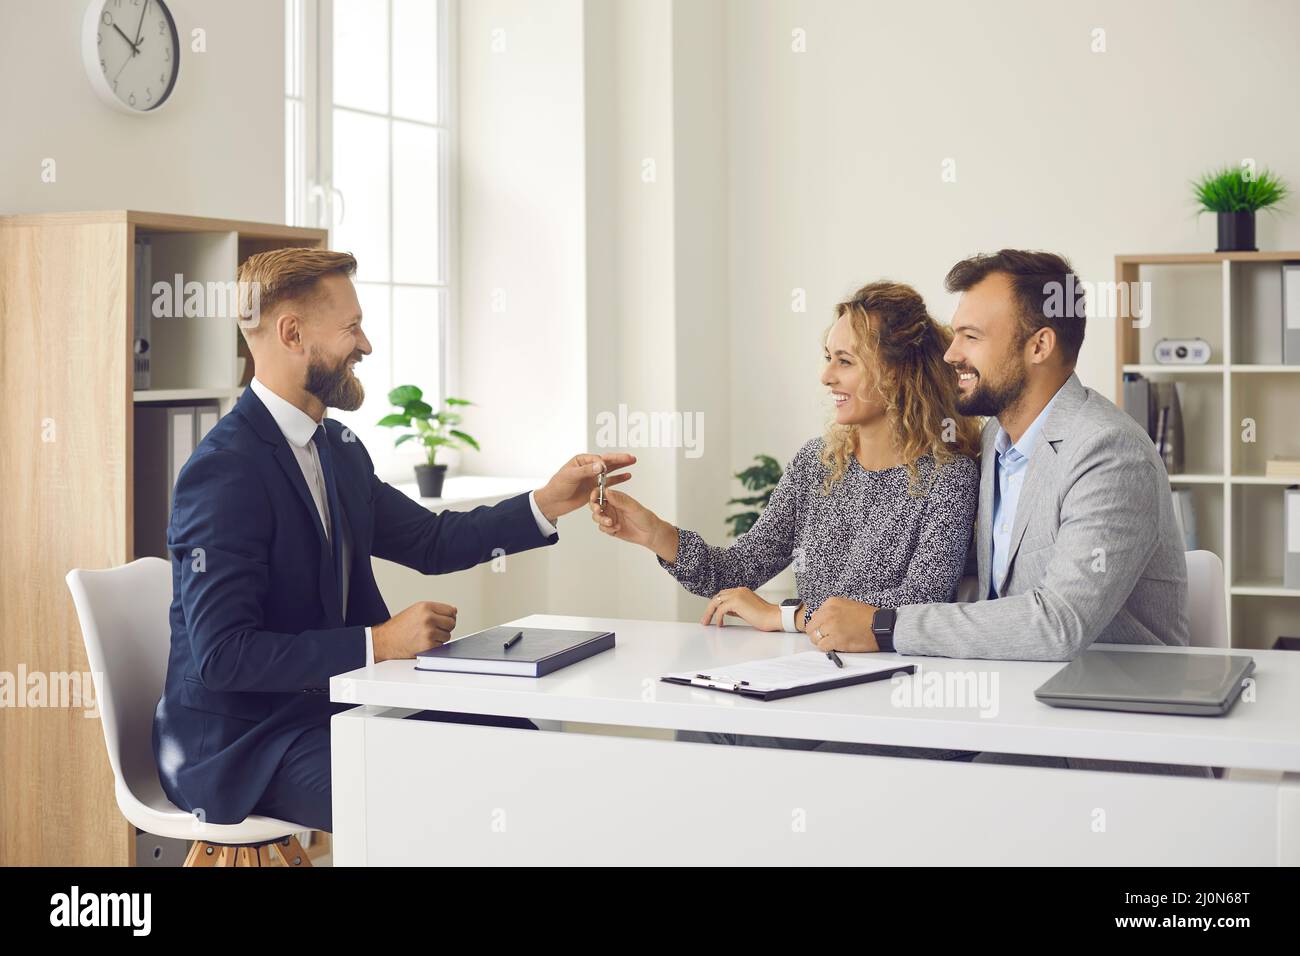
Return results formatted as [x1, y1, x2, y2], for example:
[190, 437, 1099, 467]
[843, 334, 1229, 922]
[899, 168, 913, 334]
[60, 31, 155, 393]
[1192, 164, 1290, 252]
[378, 385, 480, 498]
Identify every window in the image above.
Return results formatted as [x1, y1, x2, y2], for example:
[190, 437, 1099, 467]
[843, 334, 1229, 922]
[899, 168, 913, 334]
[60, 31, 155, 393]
[285, 0, 452, 482]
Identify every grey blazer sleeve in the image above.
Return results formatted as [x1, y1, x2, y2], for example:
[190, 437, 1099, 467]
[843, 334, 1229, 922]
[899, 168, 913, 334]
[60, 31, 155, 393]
[893, 429, 1165, 661]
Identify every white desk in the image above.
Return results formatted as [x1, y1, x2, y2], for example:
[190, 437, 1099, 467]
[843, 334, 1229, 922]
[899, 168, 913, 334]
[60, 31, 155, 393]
[330, 614, 1300, 866]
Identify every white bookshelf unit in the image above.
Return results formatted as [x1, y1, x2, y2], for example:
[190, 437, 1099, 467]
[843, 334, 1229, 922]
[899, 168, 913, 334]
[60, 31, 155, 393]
[1116, 251, 1300, 649]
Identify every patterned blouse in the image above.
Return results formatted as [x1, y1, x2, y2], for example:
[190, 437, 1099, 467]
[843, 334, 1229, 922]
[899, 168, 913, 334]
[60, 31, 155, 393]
[659, 438, 979, 618]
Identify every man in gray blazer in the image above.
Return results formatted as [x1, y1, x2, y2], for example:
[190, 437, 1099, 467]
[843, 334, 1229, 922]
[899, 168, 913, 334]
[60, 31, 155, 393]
[805, 248, 1189, 662]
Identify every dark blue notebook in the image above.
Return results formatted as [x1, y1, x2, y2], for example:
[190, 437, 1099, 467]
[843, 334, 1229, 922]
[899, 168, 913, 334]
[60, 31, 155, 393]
[414, 626, 615, 677]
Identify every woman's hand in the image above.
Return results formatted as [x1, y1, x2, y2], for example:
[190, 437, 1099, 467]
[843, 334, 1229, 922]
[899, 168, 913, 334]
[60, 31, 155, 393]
[700, 587, 782, 631]
[534, 453, 636, 523]
[590, 488, 678, 561]
[805, 597, 881, 652]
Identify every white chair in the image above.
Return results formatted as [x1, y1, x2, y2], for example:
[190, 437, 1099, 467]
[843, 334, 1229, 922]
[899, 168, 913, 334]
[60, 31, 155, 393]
[1184, 550, 1228, 648]
[66, 557, 313, 867]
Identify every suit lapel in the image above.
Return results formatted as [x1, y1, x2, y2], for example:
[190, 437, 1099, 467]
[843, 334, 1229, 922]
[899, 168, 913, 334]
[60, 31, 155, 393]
[273, 441, 342, 620]
[238, 389, 342, 621]
[1000, 431, 1051, 594]
[976, 421, 997, 598]
[323, 423, 367, 591]
[997, 373, 1087, 595]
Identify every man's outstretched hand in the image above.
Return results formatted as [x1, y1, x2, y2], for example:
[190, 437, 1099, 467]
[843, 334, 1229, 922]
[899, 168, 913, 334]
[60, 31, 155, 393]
[534, 453, 637, 524]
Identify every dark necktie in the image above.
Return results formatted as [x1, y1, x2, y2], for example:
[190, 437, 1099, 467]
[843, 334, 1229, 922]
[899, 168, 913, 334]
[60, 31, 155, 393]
[311, 425, 345, 608]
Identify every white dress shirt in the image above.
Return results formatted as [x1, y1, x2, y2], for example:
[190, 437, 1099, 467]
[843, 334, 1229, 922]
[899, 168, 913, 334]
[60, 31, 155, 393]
[249, 378, 558, 666]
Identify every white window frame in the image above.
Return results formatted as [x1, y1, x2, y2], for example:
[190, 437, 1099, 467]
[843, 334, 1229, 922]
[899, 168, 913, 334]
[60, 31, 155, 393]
[286, 0, 459, 484]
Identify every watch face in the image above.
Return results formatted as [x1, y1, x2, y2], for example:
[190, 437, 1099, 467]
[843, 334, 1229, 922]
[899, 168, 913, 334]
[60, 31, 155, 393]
[88, 0, 180, 112]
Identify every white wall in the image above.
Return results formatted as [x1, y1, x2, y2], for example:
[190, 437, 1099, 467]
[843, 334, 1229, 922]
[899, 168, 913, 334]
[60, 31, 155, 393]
[453, 0, 729, 626]
[0, 0, 282, 220]
[726, 0, 1300, 465]
[455, 0, 588, 477]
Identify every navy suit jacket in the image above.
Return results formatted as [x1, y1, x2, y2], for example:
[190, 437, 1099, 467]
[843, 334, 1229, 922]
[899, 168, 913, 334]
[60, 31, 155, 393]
[152, 387, 557, 824]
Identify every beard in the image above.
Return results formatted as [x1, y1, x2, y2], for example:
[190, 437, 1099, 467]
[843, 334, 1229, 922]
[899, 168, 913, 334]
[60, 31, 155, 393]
[954, 353, 1028, 418]
[305, 347, 365, 412]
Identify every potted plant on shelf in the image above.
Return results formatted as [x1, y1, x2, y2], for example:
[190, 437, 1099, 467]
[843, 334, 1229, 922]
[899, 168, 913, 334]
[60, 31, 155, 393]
[1192, 164, 1290, 252]
[377, 385, 480, 498]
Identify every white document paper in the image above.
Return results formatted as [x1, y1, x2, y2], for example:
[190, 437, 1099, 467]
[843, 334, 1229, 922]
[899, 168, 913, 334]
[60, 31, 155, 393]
[666, 651, 904, 692]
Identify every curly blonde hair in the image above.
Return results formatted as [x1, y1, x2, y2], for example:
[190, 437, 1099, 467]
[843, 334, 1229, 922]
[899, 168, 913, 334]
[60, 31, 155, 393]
[820, 280, 981, 495]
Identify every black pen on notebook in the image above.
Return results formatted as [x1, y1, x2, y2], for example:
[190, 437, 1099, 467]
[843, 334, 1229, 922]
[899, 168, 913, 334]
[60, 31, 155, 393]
[503, 630, 523, 651]
[826, 649, 844, 668]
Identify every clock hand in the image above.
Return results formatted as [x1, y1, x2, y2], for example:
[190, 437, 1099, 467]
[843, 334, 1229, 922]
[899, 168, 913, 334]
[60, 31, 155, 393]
[112, 22, 141, 56]
[112, 41, 137, 82]
[133, 0, 150, 50]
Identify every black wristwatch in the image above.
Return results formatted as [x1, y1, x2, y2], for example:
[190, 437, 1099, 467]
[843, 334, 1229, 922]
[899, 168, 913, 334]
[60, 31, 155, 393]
[872, 607, 896, 652]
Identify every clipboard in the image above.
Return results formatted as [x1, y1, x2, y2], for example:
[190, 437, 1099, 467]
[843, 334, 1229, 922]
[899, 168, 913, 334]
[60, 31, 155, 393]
[661, 662, 915, 701]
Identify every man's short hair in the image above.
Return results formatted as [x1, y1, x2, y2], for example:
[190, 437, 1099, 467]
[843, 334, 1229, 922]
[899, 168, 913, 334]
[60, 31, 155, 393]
[945, 249, 1085, 364]
[236, 248, 357, 332]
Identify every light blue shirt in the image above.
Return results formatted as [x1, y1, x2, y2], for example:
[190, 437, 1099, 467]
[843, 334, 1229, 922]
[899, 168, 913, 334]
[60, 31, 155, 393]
[989, 385, 1065, 597]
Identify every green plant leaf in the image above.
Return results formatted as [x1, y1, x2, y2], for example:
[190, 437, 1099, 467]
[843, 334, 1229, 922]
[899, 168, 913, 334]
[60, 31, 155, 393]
[726, 512, 758, 537]
[388, 384, 423, 406]
[449, 429, 480, 451]
[445, 397, 474, 406]
[1192, 165, 1291, 213]
[726, 454, 782, 537]
[376, 413, 410, 428]
[394, 433, 417, 447]
[404, 399, 435, 419]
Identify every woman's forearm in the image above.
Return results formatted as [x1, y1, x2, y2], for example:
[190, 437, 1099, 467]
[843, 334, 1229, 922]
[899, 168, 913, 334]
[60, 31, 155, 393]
[648, 518, 680, 565]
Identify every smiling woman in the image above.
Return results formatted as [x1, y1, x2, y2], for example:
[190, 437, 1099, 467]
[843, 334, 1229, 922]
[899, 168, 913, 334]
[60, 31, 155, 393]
[591, 280, 982, 638]
[585, 280, 984, 760]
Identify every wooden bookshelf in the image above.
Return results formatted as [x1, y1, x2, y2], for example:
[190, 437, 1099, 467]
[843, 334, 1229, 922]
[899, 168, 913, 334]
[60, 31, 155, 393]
[0, 211, 328, 866]
[1115, 251, 1300, 649]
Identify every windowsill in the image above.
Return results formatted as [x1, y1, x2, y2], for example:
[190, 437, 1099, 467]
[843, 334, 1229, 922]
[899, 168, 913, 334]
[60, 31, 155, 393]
[391, 475, 546, 511]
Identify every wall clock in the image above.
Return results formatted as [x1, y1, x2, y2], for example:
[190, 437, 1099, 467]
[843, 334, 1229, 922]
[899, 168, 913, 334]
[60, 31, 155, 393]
[82, 0, 180, 114]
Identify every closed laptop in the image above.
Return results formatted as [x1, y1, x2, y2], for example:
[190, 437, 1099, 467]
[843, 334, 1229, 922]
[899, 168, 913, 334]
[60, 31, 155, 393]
[1034, 649, 1255, 716]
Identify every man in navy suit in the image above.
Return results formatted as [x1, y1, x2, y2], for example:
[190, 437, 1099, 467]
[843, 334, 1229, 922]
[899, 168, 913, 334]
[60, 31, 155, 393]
[152, 248, 634, 832]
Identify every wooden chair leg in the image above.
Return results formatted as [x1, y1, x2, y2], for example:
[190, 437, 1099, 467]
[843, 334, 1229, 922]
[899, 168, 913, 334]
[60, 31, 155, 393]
[186, 838, 311, 868]
[271, 835, 313, 867]
[184, 841, 219, 867]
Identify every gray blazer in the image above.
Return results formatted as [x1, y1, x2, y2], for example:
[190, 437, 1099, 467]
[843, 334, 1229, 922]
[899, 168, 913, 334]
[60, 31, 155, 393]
[893, 373, 1189, 661]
